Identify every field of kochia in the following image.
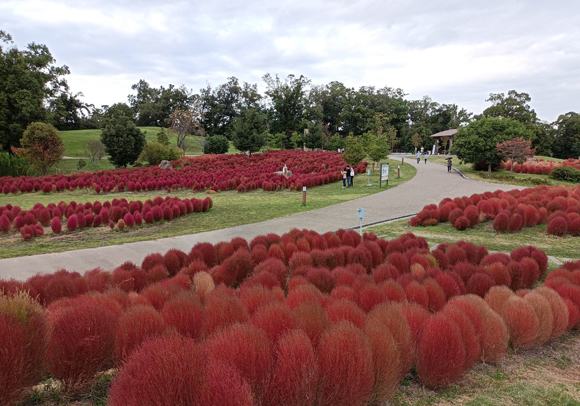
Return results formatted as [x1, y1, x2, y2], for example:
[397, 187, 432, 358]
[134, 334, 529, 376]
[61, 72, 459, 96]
[1, 224, 579, 405]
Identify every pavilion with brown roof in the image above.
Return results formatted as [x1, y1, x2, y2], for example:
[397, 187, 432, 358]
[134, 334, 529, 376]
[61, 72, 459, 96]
[430, 129, 457, 154]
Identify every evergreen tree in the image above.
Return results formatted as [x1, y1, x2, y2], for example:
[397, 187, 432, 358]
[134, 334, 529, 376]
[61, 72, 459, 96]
[231, 108, 267, 155]
[101, 116, 146, 167]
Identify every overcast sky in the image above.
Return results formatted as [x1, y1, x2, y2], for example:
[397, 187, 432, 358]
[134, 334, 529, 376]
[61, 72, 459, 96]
[2, 0, 579, 123]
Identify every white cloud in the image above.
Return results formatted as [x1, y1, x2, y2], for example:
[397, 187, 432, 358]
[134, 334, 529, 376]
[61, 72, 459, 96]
[1, 0, 579, 121]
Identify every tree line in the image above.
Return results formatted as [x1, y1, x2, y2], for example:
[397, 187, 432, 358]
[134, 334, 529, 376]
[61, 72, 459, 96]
[1, 31, 578, 162]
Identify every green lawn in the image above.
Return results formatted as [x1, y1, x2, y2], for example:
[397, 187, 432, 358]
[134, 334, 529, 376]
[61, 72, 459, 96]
[0, 159, 417, 258]
[59, 127, 205, 157]
[366, 217, 579, 261]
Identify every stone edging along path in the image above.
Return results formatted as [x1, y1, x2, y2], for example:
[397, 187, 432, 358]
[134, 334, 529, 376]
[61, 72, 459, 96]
[0, 157, 524, 281]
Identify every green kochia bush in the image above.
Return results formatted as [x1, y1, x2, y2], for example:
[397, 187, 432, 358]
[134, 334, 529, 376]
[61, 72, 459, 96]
[550, 166, 580, 183]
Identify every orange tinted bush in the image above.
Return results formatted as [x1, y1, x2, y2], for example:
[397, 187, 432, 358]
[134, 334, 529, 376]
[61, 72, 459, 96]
[484, 285, 514, 314]
[364, 317, 401, 404]
[115, 305, 166, 363]
[293, 301, 330, 346]
[501, 296, 539, 350]
[203, 287, 249, 337]
[366, 304, 414, 378]
[535, 286, 569, 339]
[524, 291, 553, 345]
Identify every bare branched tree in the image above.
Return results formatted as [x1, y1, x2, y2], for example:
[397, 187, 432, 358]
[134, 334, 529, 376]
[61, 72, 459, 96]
[85, 140, 106, 164]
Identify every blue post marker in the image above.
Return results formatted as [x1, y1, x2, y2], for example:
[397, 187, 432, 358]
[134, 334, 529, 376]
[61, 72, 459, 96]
[357, 207, 366, 237]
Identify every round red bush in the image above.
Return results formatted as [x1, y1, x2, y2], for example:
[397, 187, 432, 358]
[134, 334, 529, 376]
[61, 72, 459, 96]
[547, 216, 568, 236]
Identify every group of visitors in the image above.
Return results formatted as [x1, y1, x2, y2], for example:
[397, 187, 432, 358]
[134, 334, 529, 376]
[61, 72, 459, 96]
[416, 151, 429, 164]
[341, 165, 355, 188]
[415, 148, 453, 172]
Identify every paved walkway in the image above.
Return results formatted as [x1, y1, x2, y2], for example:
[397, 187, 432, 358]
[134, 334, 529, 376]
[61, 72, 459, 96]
[1, 157, 523, 281]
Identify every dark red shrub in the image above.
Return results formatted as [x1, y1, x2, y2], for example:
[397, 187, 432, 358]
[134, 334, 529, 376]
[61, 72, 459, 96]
[203, 287, 249, 337]
[316, 322, 374, 406]
[108, 335, 207, 406]
[206, 323, 272, 403]
[66, 214, 78, 232]
[292, 301, 330, 346]
[467, 272, 496, 298]
[142, 252, 164, 271]
[547, 216, 568, 236]
[441, 305, 481, 372]
[47, 295, 119, 392]
[51, 217, 62, 234]
[195, 242, 219, 268]
[251, 302, 297, 343]
[508, 213, 523, 233]
[115, 305, 166, 363]
[417, 314, 466, 388]
[423, 278, 446, 312]
[161, 292, 204, 340]
[357, 284, 388, 313]
[386, 252, 409, 274]
[163, 250, 183, 276]
[325, 299, 366, 329]
[263, 329, 319, 406]
[123, 212, 135, 227]
[398, 302, 429, 349]
[0, 292, 49, 402]
[454, 216, 470, 231]
[448, 208, 464, 225]
[306, 267, 335, 294]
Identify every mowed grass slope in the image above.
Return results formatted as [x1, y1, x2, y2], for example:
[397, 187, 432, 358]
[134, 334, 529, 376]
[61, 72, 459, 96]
[0, 160, 416, 258]
[59, 127, 205, 157]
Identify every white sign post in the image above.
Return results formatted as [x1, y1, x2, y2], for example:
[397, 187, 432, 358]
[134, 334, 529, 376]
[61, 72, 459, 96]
[357, 207, 366, 237]
[380, 163, 389, 188]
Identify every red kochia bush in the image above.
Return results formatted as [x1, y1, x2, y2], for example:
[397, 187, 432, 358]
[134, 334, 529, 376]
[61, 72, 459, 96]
[0, 292, 49, 405]
[501, 296, 540, 351]
[47, 295, 120, 392]
[363, 316, 401, 404]
[263, 330, 319, 406]
[250, 302, 297, 343]
[115, 305, 166, 363]
[492, 212, 510, 233]
[441, 306, 481, 372]
[108, 335, 207, 406]
[203, 287, 249, 337]
[160, 292, 204, 340]
[316, 322, 374, 406]
[51, 216, 62, 234]
[366, 304, 413, 378]
[206, 323, 272, 403]
[547, 216, 568, 236]
[325, 299, 366, 329]
[292, 302, 330, 347]
[417, 314, 466, 388]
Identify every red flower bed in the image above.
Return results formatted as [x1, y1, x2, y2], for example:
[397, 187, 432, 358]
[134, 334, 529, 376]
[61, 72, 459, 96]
[0, 151, 367, 196]
[1, 229, 579, 403]
[0, 196, 213, 241]
[502, 158, 580, 175]
[409, 185, 580, 237]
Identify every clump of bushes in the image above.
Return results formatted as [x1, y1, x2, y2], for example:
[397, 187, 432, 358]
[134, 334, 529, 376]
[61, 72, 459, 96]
[550, 166, 580, 183]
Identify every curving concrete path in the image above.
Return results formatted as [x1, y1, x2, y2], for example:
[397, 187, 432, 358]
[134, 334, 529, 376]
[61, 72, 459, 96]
[1, 157, 523, 281]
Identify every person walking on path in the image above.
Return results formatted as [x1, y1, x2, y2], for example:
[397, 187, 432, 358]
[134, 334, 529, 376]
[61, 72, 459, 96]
[341, 167, 347, 188]
[416, 151, 421, 163]
[447, 157, 452, 172]
[424, 152, 428, 164]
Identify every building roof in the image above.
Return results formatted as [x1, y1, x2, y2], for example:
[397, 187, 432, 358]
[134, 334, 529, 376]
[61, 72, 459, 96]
[430, 129, 458, 138]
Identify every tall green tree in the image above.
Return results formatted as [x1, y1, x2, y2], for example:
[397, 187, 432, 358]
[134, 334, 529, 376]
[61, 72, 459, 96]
[552, 112, 580, 159]
[452, 117, 535, 172]
[128, 80, 195, 127]
[263, 74, 311, 136]
[342, 136, 366, 166]
[20, 122, 65, 175]
[0, 31, 70, 151]
[100, 116, 146, 167]
[200, 77, 262, 140]
[303, 122, 325, 150]
[231, 108, 267, 155]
